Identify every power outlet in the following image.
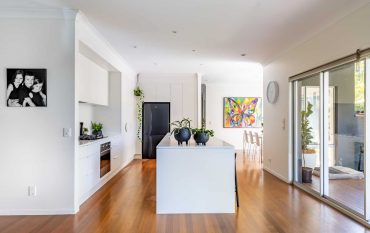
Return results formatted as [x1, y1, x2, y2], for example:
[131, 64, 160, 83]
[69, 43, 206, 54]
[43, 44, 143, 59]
[63, 128, 72, 137]
[28, 185, 37, 196]
[282, 118, 286, 130]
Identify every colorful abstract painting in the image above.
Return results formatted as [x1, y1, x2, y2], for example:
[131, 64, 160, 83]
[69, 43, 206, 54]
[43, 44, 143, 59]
[223, 97, 262, 128]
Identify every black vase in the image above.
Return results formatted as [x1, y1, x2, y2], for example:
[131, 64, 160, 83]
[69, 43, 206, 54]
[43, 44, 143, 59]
[80, 122, 84, 136]
[302, 167, 313, 183]
[174, 128, 191, 145]
[194, 132, 209, 145]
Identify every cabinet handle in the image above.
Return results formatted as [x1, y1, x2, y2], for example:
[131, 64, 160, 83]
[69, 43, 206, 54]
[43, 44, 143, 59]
[125, 123, 128, 132]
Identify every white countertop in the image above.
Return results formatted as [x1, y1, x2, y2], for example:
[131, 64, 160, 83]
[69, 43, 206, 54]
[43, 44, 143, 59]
[157, 133, 234, 149]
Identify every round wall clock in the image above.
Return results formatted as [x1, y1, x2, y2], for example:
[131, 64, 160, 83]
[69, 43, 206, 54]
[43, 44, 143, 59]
[266, 81, 279, 104]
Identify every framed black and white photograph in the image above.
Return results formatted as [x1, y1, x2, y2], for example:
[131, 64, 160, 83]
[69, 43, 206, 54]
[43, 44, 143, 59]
[6, 69, 47, 107]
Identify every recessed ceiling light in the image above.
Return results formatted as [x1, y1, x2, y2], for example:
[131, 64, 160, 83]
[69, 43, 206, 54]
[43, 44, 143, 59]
[133, 45, 137, 48]
[192, 49, 196, 52]
[241, 53, 246, 57]
[154, 62, 158, 66]
[200, 64, 203, 66]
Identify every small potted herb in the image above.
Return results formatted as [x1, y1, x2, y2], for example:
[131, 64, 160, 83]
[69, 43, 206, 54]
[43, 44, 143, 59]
[91, 122, 104, 139]
[171, 118, 192, 145]
[83, 127, 89, 135]
[192, 122, 214, 145]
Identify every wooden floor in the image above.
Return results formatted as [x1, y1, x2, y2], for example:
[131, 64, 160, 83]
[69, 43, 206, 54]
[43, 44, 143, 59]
[0, 152, 369, 233]
[303, 175, 365, 214]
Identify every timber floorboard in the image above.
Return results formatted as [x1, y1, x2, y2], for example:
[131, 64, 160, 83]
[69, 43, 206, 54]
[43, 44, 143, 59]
[303, 174, 365, 215]
[0, 152, 369, 233]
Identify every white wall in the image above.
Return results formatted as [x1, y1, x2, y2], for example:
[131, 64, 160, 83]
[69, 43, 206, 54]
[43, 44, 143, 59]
[263, 4, 370, 182]
[0, 9, 137, 215]
[0, 9, 77, 214]
[79, 103, 94, 133]
[206, 80, 263, 150]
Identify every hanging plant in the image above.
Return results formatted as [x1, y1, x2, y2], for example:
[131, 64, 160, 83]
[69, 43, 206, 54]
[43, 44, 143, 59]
[134, 86, 144, 141]
[134, 86, 144, 97]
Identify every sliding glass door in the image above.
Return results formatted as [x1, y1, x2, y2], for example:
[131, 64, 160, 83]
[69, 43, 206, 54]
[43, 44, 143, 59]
[292, 59, 367, 218]
[326, 61, 365, 215]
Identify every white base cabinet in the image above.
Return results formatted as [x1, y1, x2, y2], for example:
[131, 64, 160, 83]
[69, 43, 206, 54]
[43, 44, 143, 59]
[79, 143, 100, 199]
[78, 135, 124, 205]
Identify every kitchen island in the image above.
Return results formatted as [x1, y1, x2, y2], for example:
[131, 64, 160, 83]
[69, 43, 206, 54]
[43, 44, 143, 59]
[156, 133, 235, 214]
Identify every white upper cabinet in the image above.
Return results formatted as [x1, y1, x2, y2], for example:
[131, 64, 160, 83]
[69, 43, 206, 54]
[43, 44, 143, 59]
[78, 53, 109, 106]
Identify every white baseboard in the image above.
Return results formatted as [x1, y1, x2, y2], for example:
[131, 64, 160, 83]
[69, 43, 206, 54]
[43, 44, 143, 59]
[0, 208, 76, 215]
[134, 154, 142, 159]
[263, 167, 292, 184]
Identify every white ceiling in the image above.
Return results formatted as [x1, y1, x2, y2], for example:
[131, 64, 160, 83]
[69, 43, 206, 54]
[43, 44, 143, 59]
[1, 0, 369, 81]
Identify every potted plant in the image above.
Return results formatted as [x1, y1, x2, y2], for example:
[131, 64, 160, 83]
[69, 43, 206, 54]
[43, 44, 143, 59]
[192, 122, 214, 145]
[301, 102, 316, 183]
[91, 122, 104, 139]
[134, 86, 144, 141]
[171, 118, 192, 145]
[83, 127, 89, 135]
[134, 86, 144, 97]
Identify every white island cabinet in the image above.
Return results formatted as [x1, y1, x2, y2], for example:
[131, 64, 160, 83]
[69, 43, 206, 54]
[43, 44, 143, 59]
[156, 133, 235, 214]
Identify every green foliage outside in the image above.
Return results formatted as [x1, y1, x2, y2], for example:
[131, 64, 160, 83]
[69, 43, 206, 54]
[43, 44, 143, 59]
[301, 102, 314, 167]
[354, 61, 365, 113]
[301, 102, 314, 152]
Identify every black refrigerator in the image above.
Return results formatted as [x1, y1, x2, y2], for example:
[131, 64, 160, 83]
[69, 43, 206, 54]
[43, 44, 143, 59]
[142, 102, 170, 159]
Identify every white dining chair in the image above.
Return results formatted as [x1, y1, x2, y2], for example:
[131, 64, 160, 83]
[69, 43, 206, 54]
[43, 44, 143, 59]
[249, 131, 256, 159]
[243, 130, 250, 156]
[254, 132, 262, 163]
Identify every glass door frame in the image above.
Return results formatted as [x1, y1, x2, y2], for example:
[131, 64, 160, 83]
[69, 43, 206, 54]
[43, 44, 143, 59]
[292, 75, 322, 195]
[289, 50, 370, 224]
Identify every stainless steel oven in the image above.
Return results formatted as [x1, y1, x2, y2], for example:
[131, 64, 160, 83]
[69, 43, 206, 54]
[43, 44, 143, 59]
[100, 142, 111, 177]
